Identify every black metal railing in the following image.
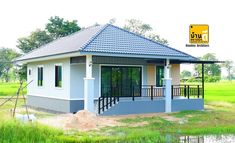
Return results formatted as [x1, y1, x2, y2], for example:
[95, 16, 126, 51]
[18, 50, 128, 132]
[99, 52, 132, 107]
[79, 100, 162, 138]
[171, 85, 203, 99]
[98, 94, 119, 114]
[98, 86, 165, 114]
[142, 85, 164, 99]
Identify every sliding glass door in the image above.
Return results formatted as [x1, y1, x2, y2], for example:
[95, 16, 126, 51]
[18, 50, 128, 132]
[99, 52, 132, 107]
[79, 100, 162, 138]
[101, 66, 142, 97]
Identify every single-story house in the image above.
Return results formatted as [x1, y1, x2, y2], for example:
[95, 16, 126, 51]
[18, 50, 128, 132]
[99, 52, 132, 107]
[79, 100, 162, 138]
[15, 24, 215, 115]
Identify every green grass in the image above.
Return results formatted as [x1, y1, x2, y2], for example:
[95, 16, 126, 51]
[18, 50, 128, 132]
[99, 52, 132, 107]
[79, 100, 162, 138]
[0, 80, 235, 142]
[0, 82, 26, 96]
[204, 80, 235, 103]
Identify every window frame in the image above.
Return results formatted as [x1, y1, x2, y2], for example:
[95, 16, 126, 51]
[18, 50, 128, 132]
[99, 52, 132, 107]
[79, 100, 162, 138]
[54, 64, 63, 88]
[156, 66, 164, 87]
[37, 65, 44, 87]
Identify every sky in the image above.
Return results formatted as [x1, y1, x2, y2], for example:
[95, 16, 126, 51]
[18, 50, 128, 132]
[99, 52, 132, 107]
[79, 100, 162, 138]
[0, 0, 234, 74]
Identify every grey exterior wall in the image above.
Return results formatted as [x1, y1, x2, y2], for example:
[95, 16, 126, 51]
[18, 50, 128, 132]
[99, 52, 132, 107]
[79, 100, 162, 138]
[172, 99, 204, 112]
[27, 95, 84, 113]
[101, 99, 165, 116]
[101, 98, 204, 116]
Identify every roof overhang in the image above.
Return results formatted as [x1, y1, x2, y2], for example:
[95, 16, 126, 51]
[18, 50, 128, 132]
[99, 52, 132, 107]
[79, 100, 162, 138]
[14, 51, 81, 65]
[147, 59, 224, 64]
[80, 51, 197, 61]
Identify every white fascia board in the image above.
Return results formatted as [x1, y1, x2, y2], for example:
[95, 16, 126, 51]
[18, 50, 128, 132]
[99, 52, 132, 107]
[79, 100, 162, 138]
[15, 52, 82, 65]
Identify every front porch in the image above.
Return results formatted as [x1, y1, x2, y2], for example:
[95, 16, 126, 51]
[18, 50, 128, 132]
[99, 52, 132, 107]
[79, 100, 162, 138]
[71, 55, 209, 115]
[98, 84, 204, 115]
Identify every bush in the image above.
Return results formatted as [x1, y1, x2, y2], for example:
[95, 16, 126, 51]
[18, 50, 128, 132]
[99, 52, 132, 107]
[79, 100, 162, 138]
[204, 76, 221, 82]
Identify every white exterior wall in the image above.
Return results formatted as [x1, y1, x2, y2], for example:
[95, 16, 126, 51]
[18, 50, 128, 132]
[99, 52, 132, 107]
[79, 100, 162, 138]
[70, 64, 100, 100]
[27, 58, 70, 99]
[27, 60, 180, 100]
[70, 64, 85, 99]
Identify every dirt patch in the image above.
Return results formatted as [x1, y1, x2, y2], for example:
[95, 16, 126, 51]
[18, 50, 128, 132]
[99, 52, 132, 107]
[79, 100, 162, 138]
[65, 110, 123, 131]
[39, 110, 123, 131]
[128, 121, 149, 127]
[160, 114, 181, 122]
[39, 111, 182, 131]
[208, 101, 233, 108]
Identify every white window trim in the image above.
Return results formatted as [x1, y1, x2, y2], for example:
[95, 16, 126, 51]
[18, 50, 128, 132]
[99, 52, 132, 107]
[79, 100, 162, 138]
[54, 63, 63, 89]
[37, 65, 44, 88]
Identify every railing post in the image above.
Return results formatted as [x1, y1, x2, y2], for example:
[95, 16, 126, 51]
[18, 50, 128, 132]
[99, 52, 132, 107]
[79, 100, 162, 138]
[187, 85, 190, 99]
[117, 92, 119, 102]
[197, 85, 200, 98]
[106, 94, 108, 109]
[184, 85, 186, 97]
[132, 86, 135, 101]
[202, 63, 205, 99]
[171, 85, 173, 99]
[110, 91, 112, 106]
[114, 91, 116, 104]
[102, 97, 104, 111]
[98, 97, 100, 114]
[151, 85, 153, 100]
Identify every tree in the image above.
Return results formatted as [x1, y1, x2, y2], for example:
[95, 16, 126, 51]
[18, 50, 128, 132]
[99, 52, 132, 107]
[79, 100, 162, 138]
[194, 53, 221, 82]
[181, 70, 192, 78]
[17, 16, 81, 54]
[16, 16, 81, 80]
[109, 18, 116, 24]
[222, 60, 234, 80]
[123, 19, 168, 45]
[0, 48, 20, 82]
[17, 29, 53, 53]
[46, 16, 81, 39]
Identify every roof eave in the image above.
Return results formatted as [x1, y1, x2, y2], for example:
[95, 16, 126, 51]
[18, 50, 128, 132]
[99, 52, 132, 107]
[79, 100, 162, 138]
[80, 51, 197, 61]
[15, 51, 82, 64]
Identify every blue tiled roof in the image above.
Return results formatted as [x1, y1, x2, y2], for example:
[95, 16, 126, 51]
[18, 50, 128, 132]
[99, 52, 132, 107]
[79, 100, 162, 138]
[81, 24, 196, 60]
[16, 24, 197, 61]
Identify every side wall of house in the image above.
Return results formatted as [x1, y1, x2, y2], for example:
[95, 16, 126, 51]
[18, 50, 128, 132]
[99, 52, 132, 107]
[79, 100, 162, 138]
[27, 58, 72, 112]
[27, 58, 71, 99]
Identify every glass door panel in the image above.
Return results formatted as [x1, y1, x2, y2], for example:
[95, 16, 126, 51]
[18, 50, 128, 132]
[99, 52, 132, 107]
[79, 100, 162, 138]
[101, 66, 142, 97]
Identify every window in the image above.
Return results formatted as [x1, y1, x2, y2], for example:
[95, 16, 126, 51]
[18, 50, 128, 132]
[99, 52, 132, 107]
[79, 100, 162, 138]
[55, 65, 62, 87]
[28, 69, 32, 76]
[37, 66, 43, 86]
[156, 66, 164, 87]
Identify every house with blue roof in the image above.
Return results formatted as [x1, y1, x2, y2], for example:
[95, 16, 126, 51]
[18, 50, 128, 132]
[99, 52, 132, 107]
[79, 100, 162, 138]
[15, 24, 209, 115]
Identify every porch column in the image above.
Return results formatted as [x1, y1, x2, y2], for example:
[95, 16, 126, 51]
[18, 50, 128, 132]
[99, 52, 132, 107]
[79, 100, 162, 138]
[164, 59, 172, 113]
[84, 55, 95, 112]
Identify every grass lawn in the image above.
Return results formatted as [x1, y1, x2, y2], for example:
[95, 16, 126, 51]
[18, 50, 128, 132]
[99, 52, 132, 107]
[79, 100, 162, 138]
[0, 82, 26, 96]
[204, 80, 235, 103]
[0, 81, 235, 142]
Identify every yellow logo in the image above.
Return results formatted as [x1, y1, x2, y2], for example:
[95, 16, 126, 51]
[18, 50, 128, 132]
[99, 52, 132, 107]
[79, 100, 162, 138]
[189, 25, 209, 44]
